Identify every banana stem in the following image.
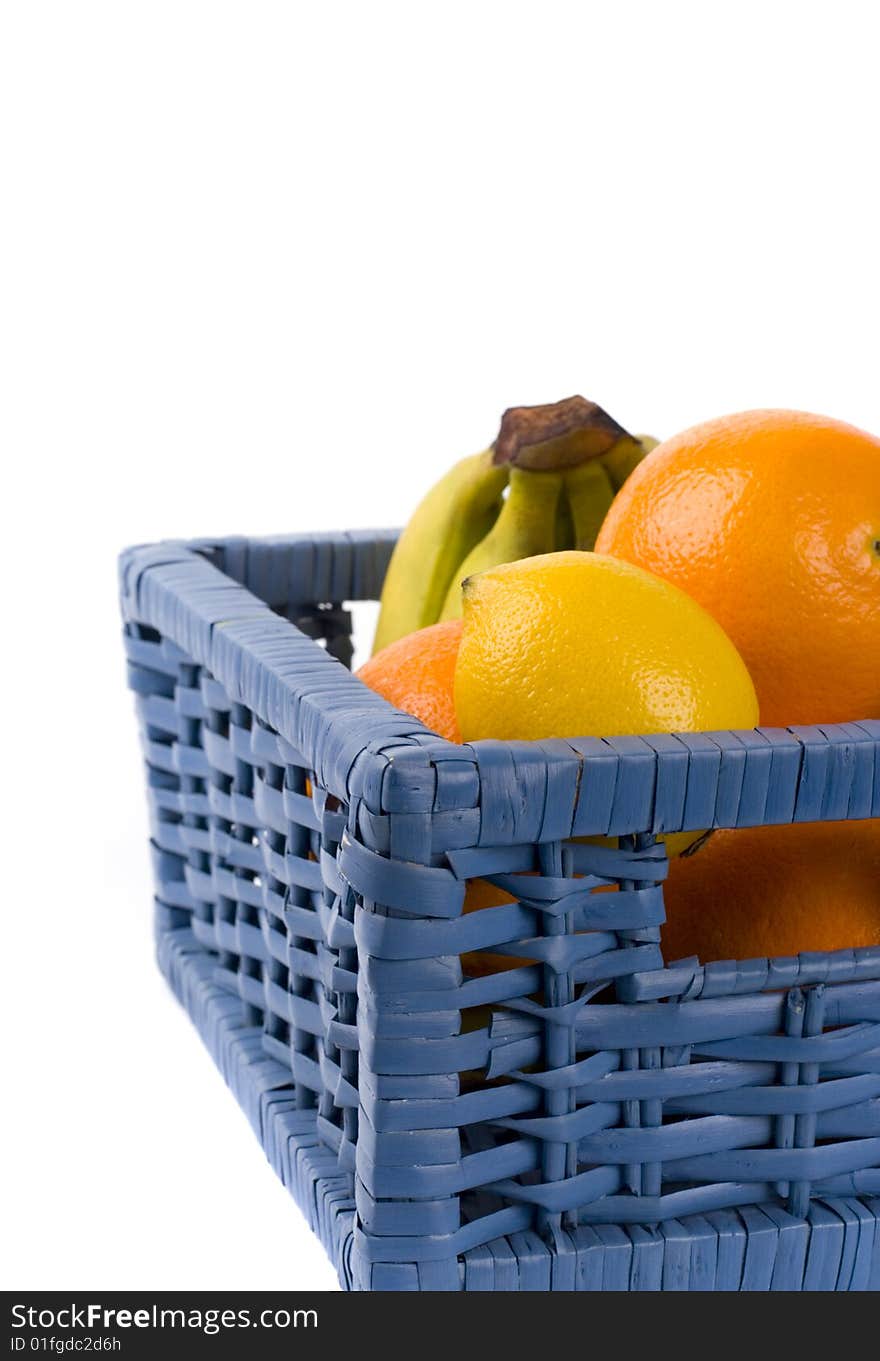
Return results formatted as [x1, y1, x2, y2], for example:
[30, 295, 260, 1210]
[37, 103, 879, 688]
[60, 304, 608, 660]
[492, 395, 634, 472]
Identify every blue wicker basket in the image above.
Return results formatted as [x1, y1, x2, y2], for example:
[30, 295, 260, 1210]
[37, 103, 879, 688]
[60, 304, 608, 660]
[119, 531, 880, 1291]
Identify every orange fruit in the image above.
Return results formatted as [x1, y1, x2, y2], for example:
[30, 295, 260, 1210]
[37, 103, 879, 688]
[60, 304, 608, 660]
[357, 619, 462, 741]
[461, 877, 525, 976]
[595, 410, 880, 726]
[662, 819, 880, 963]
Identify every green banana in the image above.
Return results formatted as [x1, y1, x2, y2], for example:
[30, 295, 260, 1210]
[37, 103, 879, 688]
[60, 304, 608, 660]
[440, 467, 563, 621]
[602, 434, 659, 492]
[373, 399, 662, 654]
[561, 434, 659, 549]
[563, 459, 616, 550]
[554, 481, 576, 550]
[372, 449, 508, 653]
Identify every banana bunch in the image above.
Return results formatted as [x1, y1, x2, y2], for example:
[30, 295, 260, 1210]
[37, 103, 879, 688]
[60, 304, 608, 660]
[373, 396, 659, 653]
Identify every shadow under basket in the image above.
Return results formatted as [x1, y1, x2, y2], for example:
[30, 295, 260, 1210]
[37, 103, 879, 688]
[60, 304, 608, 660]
[119, 531, 880, 1291]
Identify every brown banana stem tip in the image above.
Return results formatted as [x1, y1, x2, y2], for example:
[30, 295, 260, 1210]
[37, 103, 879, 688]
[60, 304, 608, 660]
[492, 395, 633, 471]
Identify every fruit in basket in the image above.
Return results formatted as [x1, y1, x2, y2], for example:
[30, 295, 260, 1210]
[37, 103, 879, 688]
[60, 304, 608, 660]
[373, 396, 657, 651]
[595, 409, 880, 726]
[357, 619, 463, 741]
[358, 637, 526, 977]
[662, 818, 880, 961]
[454, 551, 759, 744]
[371, 450, 508, 654]
[603, 434, 659, 491]
[439, 467, 563, 620]
[562, 459, 616, 552]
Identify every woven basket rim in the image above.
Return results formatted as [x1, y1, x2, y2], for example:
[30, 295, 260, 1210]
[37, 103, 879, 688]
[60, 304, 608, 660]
[119, 532, 880, 835]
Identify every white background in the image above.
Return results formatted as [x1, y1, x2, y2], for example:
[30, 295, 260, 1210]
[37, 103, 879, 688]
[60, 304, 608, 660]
[2, 1, 879, 1290]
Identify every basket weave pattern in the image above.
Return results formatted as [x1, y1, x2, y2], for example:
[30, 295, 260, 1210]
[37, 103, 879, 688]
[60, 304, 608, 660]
[120, 532, 880, 1290]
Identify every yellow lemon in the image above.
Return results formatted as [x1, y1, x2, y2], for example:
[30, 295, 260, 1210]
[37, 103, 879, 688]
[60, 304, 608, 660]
[454, 551, 759, 854]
